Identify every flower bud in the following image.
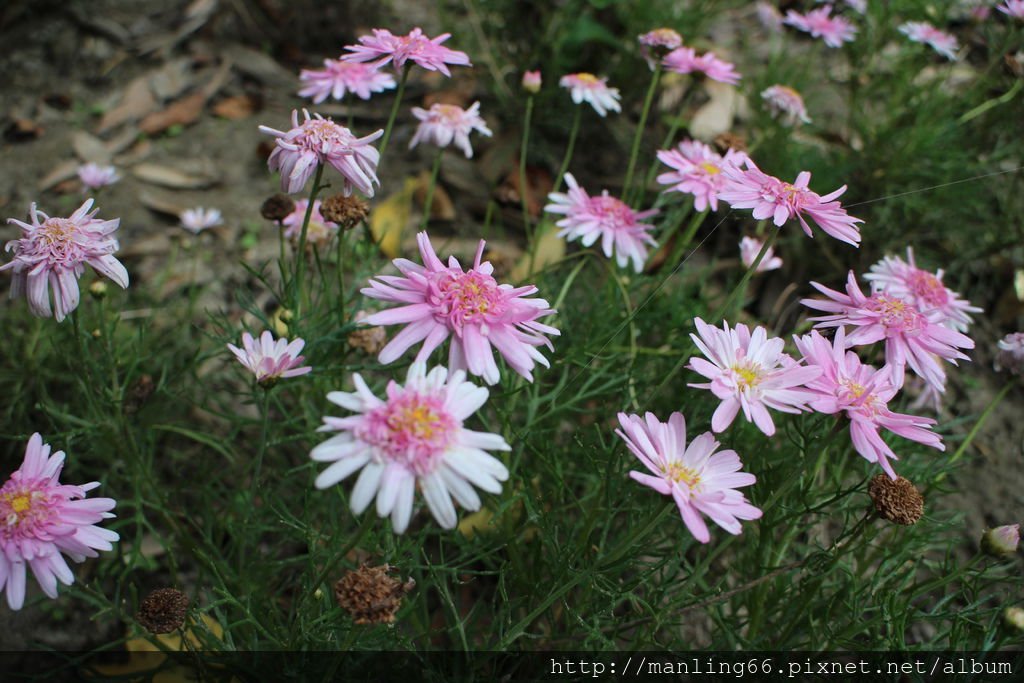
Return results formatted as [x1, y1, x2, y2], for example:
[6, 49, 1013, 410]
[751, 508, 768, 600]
[521, 70, 542, 94]
[981, 524, 1020, 558]
[89, 280, 108, 300]
[1004, 607, 1024, 632]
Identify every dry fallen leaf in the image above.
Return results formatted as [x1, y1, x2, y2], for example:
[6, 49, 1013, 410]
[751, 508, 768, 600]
[212, 94, 259, 120]
[138, 92, 206, 135]
[38, 159, 81, 191]
[370, 177, 418, 258]
[72, 131, 112, 164]
[98, 76, 157, 134]
[414, 169, 455, 221]
[132, 162, 218, 189]
[87, 614, 227, 682]
[3, 118, 43, 142]
[689, 80, 739, 141]
[510, 220, 565, 282]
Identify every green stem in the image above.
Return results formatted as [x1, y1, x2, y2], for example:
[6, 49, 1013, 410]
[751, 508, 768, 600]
[420, 148, 444, 231]
[552, 106, 582, 194]
[623, 64, 661, 203]
[950, 380, 1014, 467]
[637, 116, 683, 207]
[336, 231, 346, 327]
[519, 95, 535, 241]
[665, 208, 708, 273]
[378, 64, 412, 157]
[293, 164, 326, 316]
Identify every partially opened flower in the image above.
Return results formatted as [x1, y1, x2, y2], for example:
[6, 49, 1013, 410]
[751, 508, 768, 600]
[656, 140, 747, 212]
[687, 318, 821, 436]
[756, 2, 785, 32]
[360, 233, 559, 385]
[616, 411, 762, 544]
[281, 199, 339, 247]
[784, 7, 857, 47]
[77, 163, 120, 191]
[298, 59, 396, 103]
[802, 271, 975, 392]
[180, 207, 223, 234]
[999, 1, 1024, 19]
[638, 28, 683, 66]
[2, 199, 129, 322]
[544, 173, 658, 273]
[311, 363, 510, 533]
[739, 236, 783, 272]
[227, 330, 312, 386]
[864, 247, 981, 333]
[761, 85, 811, 126]
[995, 332, 1024, 375]
[794, 328, 944, 479]
[409, 102, 492, 158]
[559, 73, 622, 117]
[718, 159, 863, 247]
[662, 47, 741, 85]
[259, 109, 382, 196]
[342, 28, 471, 76]
[0, 433, 119, 610]
[898, 22, 959, 60]
[521, 70, 542, 93]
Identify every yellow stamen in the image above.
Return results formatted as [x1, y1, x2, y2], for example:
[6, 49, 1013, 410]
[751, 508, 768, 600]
[664, 462, 701, 489]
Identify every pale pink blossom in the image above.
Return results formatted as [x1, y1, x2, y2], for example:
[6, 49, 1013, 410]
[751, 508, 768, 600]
[756, 2, 785, 32]
[638, 28, 683, 67]
[342, 27, 471, 76]
[360, 233, 559, 385]
[718, 159, 863, 247]
[982, 524, 1021, 556]
[995, 332, 1024, 375]
[899, 22, 959, 61]
[179, 207, 222, 234]
[739, 236, 783, 272]
[999, 1, 1024, 19]
[784, 7, 858, 47]
[544, 173, 658, 273]
[687, 318, 821, 437]
[259, 109, 382, 196]
[311, 362, 510, 533]
[409, 102, 492, 159]
[794, 328, 944, 479]
[76, 163, 120, 191]
[559, 73, 622, 117]
[522, 70, 542, 93]
[802, 271, 975, 392]
[662, 47, 741, 85]
[227, 330, 312, 386]
[2, 199, 128, 322]
[280, 199, 338, 248]
[298, 59, 396, 103]
[616, 411, 762, 544]
[761, 84, 811, 126]
[0, 433, 118, 610]
[864, 247, 981, 333]
[656, 140, 748, 212]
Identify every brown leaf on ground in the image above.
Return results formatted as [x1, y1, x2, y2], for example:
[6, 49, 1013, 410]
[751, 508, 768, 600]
[414, 170, 456, 221]
[72, 131, 112, 164]
[138, 91, 206, 135]
[38, 159, 80, 191]
[495, 162, 553, 219]
[138, 190, 190, 217]
[212, 94, 261, 120]
[97, 76, 157, 134]
[3, 118, 43, 142]
[370, 178, 418, 258]
[132, 162, 218, 189]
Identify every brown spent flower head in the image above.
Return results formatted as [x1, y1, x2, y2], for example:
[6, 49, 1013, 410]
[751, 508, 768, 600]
[334, 563, 415, 625]
[713, 131, 748, 154]
[868, 474, 924, 525]
[321, 193, 370, 230]
[136, 588, 190, 634]
[347, 325, 388, 355]
[261, 193, 296, 222]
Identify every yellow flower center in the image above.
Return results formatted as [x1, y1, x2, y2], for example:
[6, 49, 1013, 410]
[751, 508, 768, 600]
[663, 462, 702, 490]
[700, 161, 721, 175]
[9, 494, 30, 514]
[40, 218, 76, 247]
[387, 403, 443, 440]
[732, 364, 762, 390]
[575, 73, 599, 83]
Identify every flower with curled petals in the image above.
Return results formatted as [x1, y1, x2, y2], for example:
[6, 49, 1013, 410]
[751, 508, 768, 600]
[899, 22, 959, 60]
[280, 199, 338, 248]
[360, 233, 559, 385]
[559, 73, 622, 117]
[784, 7, 857, 47]
[739, 236, 783, 272]
[656, 140, 748, 212]
[227, 330, 312, 387]
[180, 207, 222, 234]
[342, 28, 471, 76]
[76, 163, 120, 192]
[638, 28, 683, 66]
[616, 411, 762, 544]
[761, 85, 811, 126]
[298, 59, 396, 103]
[999, 1, 1024, 19]
[995, 332, 1024, 375]
[409, 102, 492, 158]
[311, 363, 510, 534]
[662, 47, 741, 85]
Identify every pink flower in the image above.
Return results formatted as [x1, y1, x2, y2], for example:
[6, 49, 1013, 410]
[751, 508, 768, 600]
[298, 59, 396, 103]
[0, 433, 118, 610]
[409, 102, 492, 158]
[2, 199, 129, 322]
[559, 73, 622, 117]
[761, 84, 811, 126]
[898, 22, 959, 61]
[615, 411, 762, 544]
[638, 28, 683, 66]
[360, 233, 559, 385]
[311, 362, 510, 533]
[522, 70, 542, 93]
[281, 199, 338, 246]
[793, 328, 944, 479]
[864, 247, 981, 333]
[227, 330, 312, 386]
[656, 140, 747, 212]
[718, 159, 863, 247]
[259, 109, 382, 197]
[756, 2, 785, 32]
[180, 207, 222, 234]
[739, 236, 783, 272]
[662, 47, 741, 85]
[995, 332, 1024, 375]
[999, 1, 1024, 19]
[544, 173, 659, 273]
[687, 318, 821, 436]
[981, 524, 1021, 556]
[76, 163, 120, 191]
[802, 271, 975, 392]
[342, 28, 471, 76]
[784, 7, 858, 47]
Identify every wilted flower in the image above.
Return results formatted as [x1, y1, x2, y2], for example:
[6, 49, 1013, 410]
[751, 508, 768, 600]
[995, 332, 1024, 375]
[227, 330, 312, 386]
[342, 27, 471, 76]
[739, 236, 783, 272]
[180, 207, 223, 234]
[77, 163, 120, 191]
[260, 194, 296, 222]
[259, 109, 382, 196]
[616, 411, 762, 544]
[321, 194, 369, 229]
[867, 474, 924, 524]
[0, 433, 119, 610]
[559, 73, 622, 117]
[761, 85, 811, 126]
[545, 173, 659, 273]
[361, 233, 559, 385]
[718, 160, 863, 247]
[662, 47, 741, 85]
[521, 70, 542, 93]
[409, 102, 492, 158]
[280, 199, 339, 248]
[311, 363, 510, 533]
[334, 564, 414, 624]
[784, 7, 858, 47]
[299, 59, 396, 103]
[2, 199, 129, 322]
[999, 1, 1024, 19]
[347, 314, 388, 355]
[136, 588, 190, 634]
[899, 22, 959, 61]
[656, 140, 747, 212]
[687, 318, 821, 436]
[981, 524, 1020, 557]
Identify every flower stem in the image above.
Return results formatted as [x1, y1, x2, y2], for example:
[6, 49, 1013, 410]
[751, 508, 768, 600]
[637, 115, 683, 207]
[519, 95, 535, 242]
[949, 380, 1014, 468]
[552, 106, 582, 194]
[378, 64, 412, 157]
[293, 164, 326, 316]
[623, 64, 661, 204]
[419, 148, 444, 231]
[664, 208, 708, 272]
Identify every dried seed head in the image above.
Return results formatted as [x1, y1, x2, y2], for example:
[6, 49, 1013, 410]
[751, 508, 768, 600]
[868, 474, 924, 525]
[334, 564, 415, 625]
[321, 194, 369, 230]
[713, 131, 748, 154]
[136, 588, 190, 634]
[261, 194, 296, 222]
[347, 325, 388, 355]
